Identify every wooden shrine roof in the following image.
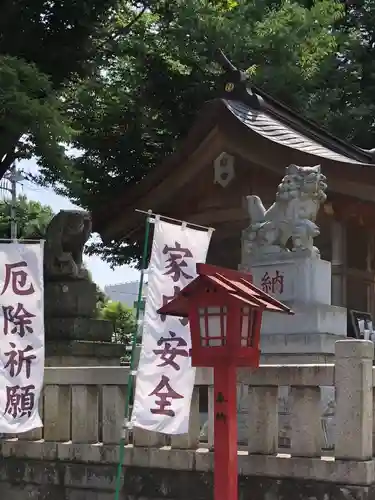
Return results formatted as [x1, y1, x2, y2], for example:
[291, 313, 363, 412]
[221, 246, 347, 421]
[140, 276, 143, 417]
[92, 67, 375, 243]
[224, 99, 374, 166]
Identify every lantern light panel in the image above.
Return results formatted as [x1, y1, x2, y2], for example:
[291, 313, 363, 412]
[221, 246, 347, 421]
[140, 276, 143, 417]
[199, 306, 227, 347]
[241, 307, 255, 347]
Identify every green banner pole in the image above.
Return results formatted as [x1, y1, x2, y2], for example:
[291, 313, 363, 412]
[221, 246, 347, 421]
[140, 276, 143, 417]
[114, 210, 152, 500]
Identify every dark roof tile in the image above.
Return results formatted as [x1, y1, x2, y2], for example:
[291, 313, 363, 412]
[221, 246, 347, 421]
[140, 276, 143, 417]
[224, 100, 373, 166]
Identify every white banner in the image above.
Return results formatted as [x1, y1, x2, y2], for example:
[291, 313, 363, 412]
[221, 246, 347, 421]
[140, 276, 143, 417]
[132, 219, 212, 434]
[0, 243, 44, 433]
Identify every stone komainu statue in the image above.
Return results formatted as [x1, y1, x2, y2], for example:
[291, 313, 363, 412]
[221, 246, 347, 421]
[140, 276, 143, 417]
[243, 164, 327, 259]
[44, 210, 92, 280]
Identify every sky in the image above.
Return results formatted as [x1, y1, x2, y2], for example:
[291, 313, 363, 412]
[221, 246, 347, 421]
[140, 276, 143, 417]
[14, 158, 141, 290]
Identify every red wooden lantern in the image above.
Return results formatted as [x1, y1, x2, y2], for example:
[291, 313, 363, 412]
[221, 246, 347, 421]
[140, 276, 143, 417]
[158, 262, 293, 367]
[158, 263, 293, 500]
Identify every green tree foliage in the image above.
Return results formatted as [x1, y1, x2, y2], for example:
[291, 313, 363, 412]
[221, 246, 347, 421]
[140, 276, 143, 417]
[325, 0, 375, 146]
[99, 300, 137, 346]
[55, 0, 345, 265]
[4, 0, 375, 267]
[85, 268, 109, 314]
[0, 0, 124, 177]
[96, 287, 108, 313]
[0, 195, 54, 239]
[63, 0, 344, 202]
[0, 57, 71, 178]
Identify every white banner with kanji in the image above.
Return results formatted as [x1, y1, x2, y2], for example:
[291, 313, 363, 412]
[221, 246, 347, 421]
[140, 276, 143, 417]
[131, 219, 212, 434]
[0, 242, 44, 433]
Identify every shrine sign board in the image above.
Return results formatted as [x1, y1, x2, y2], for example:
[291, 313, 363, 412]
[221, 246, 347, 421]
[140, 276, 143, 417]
[348, 310, 373, 339]
[0, 242, 44, 433]
[131, 219, 212, 434]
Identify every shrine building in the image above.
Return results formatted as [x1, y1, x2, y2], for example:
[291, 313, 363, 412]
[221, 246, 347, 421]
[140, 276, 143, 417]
[93, 61, 375, 335]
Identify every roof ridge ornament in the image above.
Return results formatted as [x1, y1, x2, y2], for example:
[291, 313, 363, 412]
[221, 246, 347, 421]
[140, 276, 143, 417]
[216, 49, 264, 110]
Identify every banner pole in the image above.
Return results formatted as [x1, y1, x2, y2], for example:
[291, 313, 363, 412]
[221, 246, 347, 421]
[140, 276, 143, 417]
[114, 209, 153, 500]
[135, 208, 214, 232]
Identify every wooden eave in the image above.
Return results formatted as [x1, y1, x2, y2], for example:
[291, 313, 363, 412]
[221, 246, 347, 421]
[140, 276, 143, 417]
[251, 84, 374, 164]
[92, 99, 227, 240]
[93, 98, 375, 244]
[220, 109, 375, 201]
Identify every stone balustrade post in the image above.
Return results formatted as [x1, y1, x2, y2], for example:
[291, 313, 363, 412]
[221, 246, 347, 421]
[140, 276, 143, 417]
[334, 339, 374, 460]
[44, 385, 71, 441]
[290, 386, 322, 457]
[71, 385, 99, 443]
[237, 383, 249, 445]
[171, 387, 200, 449]
[248, 386, 278, 454]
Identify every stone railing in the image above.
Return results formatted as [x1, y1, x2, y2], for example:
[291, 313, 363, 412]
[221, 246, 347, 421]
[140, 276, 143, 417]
[1, 340, 374, 488]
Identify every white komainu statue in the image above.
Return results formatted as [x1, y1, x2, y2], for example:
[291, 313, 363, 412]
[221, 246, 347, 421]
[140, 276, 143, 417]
[242, 164, 327, 259]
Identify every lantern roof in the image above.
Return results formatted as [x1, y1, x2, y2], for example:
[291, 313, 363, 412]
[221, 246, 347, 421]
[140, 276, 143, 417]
[158, 263, 294, 318]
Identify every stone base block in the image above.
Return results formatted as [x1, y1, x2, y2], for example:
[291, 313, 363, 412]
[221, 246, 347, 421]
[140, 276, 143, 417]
[261, 303, 347, 337]
[250, 255, 332, 305]
[45, 317, 113, 342]
[261, 332, 345, 355]
[261, 299, 347, 357]
[44, 279, 97, 318]
[45, 340, 125, 366]
[260, 352, 334, 364]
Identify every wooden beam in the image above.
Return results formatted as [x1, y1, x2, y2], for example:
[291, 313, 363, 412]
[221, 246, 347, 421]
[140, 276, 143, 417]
[103, 127, 224, 240]
[227, 136, 375, 205]
[221, 118, 375, 195]
[219, 129, 283, 177]
[331, 219, 346, 306]
[187, 207, 248, 226]
[328, 179, 375, 203]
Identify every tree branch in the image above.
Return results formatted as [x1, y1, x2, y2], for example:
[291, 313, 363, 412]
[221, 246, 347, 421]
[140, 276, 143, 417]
[98, 5, 147, 55]
[115, 6, 147, 39]
[0, 132, 20, 179]
[0, 150, 17, 178]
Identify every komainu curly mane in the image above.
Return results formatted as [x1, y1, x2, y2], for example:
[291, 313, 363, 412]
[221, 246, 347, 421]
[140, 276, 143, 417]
[275, 164, 327, 204]
[242, 164, 327, 259]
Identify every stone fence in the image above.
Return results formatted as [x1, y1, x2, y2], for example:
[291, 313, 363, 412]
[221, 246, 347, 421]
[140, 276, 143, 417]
[1, 339, 375, 500]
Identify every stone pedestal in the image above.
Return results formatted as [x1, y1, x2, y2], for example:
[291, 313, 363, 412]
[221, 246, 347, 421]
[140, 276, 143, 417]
[45, 317, 113, 342]
[44, 279, 123, 366]
[45, 280, 97, 318]
[251, 254, 332, 304]
[45, 340, 124, 366]
[237, 164, 338, 446]
[249, 253, 347, 358]
[238, 253, 346, 446]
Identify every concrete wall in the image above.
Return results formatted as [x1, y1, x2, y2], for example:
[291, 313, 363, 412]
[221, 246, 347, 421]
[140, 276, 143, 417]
[2, 464, 374, 500]
[1, 449, 374, 500]
[123, 468, 375, 500]
[104, 281, 148, 309]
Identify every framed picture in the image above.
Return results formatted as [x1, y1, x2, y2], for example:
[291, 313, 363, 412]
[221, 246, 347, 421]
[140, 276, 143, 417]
[348, 309, 373, 339]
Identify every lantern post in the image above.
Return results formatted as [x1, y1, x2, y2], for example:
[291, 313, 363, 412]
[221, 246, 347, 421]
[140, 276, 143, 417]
[158, 263, 293, 500]
[214, 359, 238, 499]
